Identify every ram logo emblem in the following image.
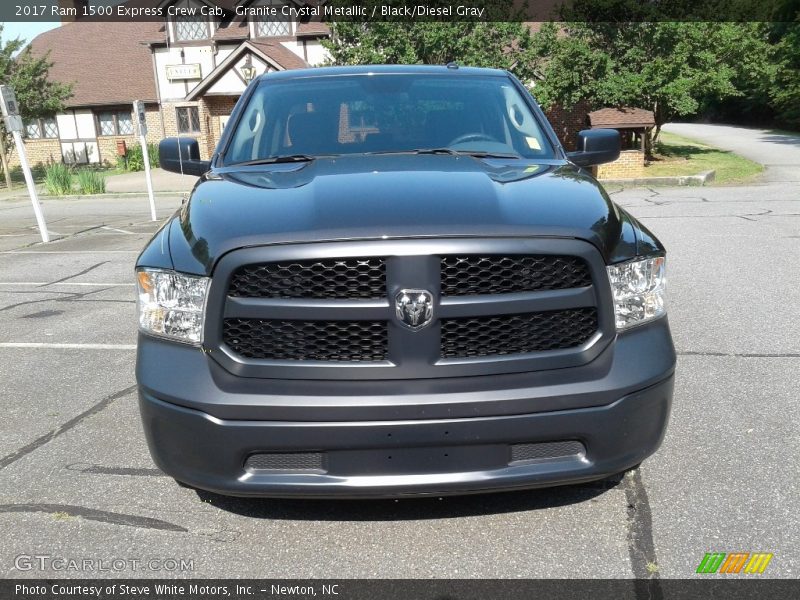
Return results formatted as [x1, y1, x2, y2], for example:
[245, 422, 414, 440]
[395, 289, 434, 330]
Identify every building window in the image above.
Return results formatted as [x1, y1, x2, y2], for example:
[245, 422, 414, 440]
[96, 110, 134, 136]
[175, 17, 209, 41]
[24, 117, 58, 139]
[256, 18, 291, 37]
[176, 106, 201, 134]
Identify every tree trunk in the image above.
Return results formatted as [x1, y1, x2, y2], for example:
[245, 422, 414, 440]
[646, 123, 663, 159]
[0, 141, 12, 190]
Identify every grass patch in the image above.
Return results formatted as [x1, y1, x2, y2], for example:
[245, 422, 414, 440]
[645, 132, 763, 184]
[117, 142, 159, 172]
[76, 168, 107, 194]
[2, 163, 122, 195]
[44, 163, 74, 196]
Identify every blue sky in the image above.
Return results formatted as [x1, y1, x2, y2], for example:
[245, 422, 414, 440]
[2, 22, 60, 48]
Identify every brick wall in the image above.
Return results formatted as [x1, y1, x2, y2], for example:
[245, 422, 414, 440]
[94, 107, 162, 165]
[596, 150, 645, 180]
[161, 99, 230, 161]
[201, 96, 239, 158]
[544, 100, 591, 151]
[96, 136, 136, 166]
[97, 104, 163, 165]
[7, 139, 62, 168]
[161, 101, 204, 156]
[90, 106, 162, 165]
[7, 105, 163, 168]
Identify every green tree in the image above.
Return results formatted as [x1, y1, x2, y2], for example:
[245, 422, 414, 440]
[532, 20, 773, 153]
[0, 25, 72, 189]
[768, 19, 800, 128]
[322, 1, 539, 82]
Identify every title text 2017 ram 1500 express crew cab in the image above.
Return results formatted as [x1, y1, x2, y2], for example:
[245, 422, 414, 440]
[135, 65, 675, 498]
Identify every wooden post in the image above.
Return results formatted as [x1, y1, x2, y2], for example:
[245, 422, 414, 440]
[0, 141, 13, 190]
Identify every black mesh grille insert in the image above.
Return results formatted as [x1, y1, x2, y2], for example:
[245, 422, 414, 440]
[228, 258, 386, 299]
[223, 318, 388, 361]
[441, 308, 598, 359]
[441, 255, 591, 296]
[510, 441, 586, 463]
[245, 452, 324, 472]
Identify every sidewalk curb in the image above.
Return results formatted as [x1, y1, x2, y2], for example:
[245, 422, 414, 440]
[600, 170, 716, 187]
[0, 191, 189, 202]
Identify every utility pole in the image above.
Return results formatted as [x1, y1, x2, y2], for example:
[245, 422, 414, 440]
[0, 85, 49, 243]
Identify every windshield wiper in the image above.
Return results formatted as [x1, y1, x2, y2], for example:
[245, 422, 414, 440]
[459, 150, 521, 159]
[367, 148, 520, 159]
[230, 154, 332, 166]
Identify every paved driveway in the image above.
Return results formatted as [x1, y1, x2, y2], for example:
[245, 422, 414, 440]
[0, 126, 797, 580]
[664, 123, 800, 182]
[105, 168, 198, 194]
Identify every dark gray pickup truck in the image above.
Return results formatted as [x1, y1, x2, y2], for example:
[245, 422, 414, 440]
[135, 65, 675, 498]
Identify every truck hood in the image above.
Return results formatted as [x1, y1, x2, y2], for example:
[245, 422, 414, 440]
[164, 154, 641, 275]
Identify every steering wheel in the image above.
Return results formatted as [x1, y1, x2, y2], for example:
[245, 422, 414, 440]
[447, 132, 499, 146]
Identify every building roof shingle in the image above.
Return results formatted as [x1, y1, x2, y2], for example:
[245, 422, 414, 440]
[588, 107, 656, 129]
[248, 40, 309, 70]
[26, 1, 327, 109]
[28, 20, 162, 107]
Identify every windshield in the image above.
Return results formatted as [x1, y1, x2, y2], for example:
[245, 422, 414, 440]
[223, 73, 555, 165]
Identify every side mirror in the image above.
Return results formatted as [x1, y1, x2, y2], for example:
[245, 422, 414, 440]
[159, 137, 211, 177]
[566, 129, 621, 168]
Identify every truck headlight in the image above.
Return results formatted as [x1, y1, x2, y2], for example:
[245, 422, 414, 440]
[136, 269, 210, 344]
[606, 256, 666, 331]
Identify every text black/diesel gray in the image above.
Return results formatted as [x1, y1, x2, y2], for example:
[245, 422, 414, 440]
[135, 65, 675, 498]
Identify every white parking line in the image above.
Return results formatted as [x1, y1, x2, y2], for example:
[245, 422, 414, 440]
[0, 282, 133, 287]
[101, 226, 135, 235]
[0, 343, 137, 350]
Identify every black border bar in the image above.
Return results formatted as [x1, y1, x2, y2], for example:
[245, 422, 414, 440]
[3, 579, 800, 600]
[2, 0, 795, 23]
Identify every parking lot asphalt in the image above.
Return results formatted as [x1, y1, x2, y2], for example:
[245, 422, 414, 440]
[0, 167, 797, 579]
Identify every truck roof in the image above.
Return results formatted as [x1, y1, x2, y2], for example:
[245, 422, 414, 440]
[256, 64, 510, 82]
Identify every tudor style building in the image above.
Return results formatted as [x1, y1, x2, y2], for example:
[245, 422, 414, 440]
[15, 0, 330, 167]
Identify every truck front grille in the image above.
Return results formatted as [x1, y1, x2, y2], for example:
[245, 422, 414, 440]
[228, 257, 386, 299]
[223, 318, 388, 361]
[212, 240, 611, 378]
[441, 255, 591, 296]
[441, 308, 598, 359]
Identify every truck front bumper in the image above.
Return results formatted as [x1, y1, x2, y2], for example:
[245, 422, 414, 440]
[137, 318, 675, 498]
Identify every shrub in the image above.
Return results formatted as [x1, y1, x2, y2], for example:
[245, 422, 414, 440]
[118, 143, 160, 172]
[44, 162, 73, 196]
[76, 169, 106, 194]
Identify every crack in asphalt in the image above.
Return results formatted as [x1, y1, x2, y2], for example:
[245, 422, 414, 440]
[4, 223, 120, 252]
[623, 468, 662, 597]
[0, 286, 113, 312]
[65, 463, 165, 477]
[38, 261, 109, 288]
[0, 385, 137, 471]
[0, 503, 186, 532]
